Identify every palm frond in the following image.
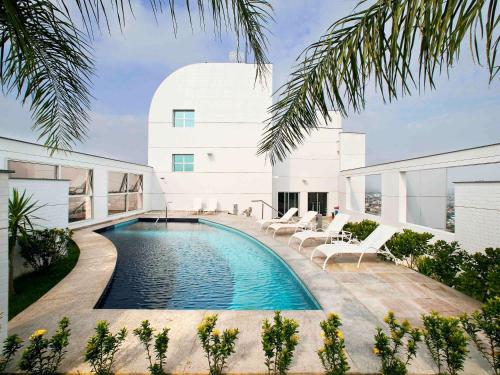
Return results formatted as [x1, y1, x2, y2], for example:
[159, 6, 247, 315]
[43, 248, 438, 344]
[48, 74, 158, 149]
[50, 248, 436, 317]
[0, 0, 272, 152]
[1, 0, 94, 151]
[258, 0, 499, 165]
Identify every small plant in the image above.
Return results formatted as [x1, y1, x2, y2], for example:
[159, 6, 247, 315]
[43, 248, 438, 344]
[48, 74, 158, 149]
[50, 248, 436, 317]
[84, 320, 127, 375]
[460, 297, 499, 375]
[422, 312, 468, 375]
[456, 247, 500, 302]
[134, 320, 170, 375]
[342, 220, 378, 241]
[418, 241, 468, 287]
[386, 229, 433, 269]
[8, 188, 42, 296]
[373, 311, 422, 375]
[19, 228, 73, 272]
[0, 312, 23, 373]
[317, 313, 349, 375]
[261, 311, 299, 375]
[197, 314, 239, 375]
[18, 317, 71, 375]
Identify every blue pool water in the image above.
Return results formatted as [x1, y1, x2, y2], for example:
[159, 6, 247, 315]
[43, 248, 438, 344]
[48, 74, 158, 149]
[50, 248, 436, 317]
[97, 219, 320, 310]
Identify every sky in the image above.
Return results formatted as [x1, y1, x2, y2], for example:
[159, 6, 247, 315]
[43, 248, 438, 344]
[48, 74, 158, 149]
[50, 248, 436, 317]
[0, 0, 499, 166]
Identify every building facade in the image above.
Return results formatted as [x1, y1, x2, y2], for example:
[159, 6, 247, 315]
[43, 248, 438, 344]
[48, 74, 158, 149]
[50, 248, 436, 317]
[147, 63, 273, 217]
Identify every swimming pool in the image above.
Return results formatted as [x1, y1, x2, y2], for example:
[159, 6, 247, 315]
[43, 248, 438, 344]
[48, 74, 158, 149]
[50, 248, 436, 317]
[96, 219, 320, 310]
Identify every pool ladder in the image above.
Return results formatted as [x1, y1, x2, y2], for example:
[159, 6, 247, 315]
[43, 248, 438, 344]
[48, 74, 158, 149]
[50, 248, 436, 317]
[155, 202, 172, 224]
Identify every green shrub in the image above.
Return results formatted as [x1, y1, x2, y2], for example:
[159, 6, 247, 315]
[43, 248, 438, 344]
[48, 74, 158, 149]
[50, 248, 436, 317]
[317, 313, 349, 375]
[456, 248, 500, 301]
[134, 320, 170, 375]
[18, 317, 71, 375]
[422, 312, 468, 375]
[197, 314, 239, 375]
[373, 311, 421, 375]
[261, 311, 299, 375]
[385, 229, 433, 269]
[0, 312, 23, 373]
[418, 241, 468, 287]
[84, 320, 127, 375]
[343, 220, 378, 241]
[19, 228, 73, 272]
[460, 297, 499, 375]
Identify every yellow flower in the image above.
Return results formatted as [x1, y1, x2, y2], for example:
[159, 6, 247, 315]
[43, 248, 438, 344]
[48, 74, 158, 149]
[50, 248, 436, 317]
[291, 334, 299, 344]
[373, 347, 380, 355]
[336, 330, 343, 339]
[212, 329, 220, 337]
[30, 329, 47, 340]
[327, 313, 339, 321]
[320, 331, 326, 339]
[323, 338, 333, 346]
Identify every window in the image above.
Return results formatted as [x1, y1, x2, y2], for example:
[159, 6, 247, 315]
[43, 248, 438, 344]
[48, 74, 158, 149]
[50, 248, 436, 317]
[108, 172, 143, 215]
[278, 192, 299, 217]
[308, 192, 328, 216]
[365, 174, 381, 216]
[8, 160, 57, 179]
[61, 166, 93, 222]
[173, 110, 194, 127]
[172, 154, 194, 172]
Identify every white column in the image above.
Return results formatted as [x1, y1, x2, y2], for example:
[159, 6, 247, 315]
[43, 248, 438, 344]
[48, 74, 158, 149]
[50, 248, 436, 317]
[0, 172, 10, 340]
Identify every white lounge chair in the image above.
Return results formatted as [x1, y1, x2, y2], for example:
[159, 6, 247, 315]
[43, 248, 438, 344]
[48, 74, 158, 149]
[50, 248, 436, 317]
[205, 198, 218, 214]
[192, 198, 203, 214]
[267, 211, 318, 238]
[288, 212, 351, 251]
[310, 224, 398, 269]
[256, 207, 298, 229]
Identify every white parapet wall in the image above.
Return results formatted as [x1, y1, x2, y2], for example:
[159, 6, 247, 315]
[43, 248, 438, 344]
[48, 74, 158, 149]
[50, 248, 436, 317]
[0, 137, 154, 229]
[0, 171, 9, 340]
[455, 181, 500, 252]
[148, 63, 273, 217]
[339, 143, 500, 249]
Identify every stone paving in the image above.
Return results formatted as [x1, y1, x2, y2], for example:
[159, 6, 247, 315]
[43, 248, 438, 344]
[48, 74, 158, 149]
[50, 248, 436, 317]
[8, 212, 490, 374]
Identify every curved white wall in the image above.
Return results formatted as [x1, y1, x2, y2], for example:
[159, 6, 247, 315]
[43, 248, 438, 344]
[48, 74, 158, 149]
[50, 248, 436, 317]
[148, 63, 273, 215]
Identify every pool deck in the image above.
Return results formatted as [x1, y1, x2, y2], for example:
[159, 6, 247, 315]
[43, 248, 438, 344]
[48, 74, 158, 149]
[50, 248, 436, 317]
[8, 212, 489, 374]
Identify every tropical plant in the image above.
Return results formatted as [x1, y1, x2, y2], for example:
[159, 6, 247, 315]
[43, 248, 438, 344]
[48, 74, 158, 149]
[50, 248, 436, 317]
[258, 0, 499, 163]
[18, 317, 71, 375]
[8, 188, 42, 296]
[386, 229, 433, 269]
[19, 228, 73, 272]
[342, 220, 378, 241]
[0, 312, 23, 373]
[84, 320, 127, 375]
[0, 0, 272, 152]
[456, 247, 500, 301]
[373, 311, 422, 375]
[417, 240, 468, 286]
[261, 311, 299, 375]
[133, 320, 170, 375]
[317, 313, 350, 375]
[422, 312, 469, 375]
[460, 297, 500, 375]
[197, 314, 239, 375]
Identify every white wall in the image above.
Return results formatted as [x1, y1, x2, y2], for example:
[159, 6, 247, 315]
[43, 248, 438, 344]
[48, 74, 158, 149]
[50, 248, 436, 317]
[339, 143, 500, 248]
[272, 113, 363, 216]
[148, 63, 273, 217]
[455, 182, 500, 251]
[0, 137, 154, 229]
[0, 172, 9, 341]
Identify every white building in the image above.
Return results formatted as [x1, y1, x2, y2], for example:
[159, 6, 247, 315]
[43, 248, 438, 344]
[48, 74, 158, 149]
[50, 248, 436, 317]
[147, 63, 273, 216]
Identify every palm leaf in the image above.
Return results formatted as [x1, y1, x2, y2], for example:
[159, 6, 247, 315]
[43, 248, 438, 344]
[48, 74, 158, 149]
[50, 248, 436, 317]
[0, 0, 272, 152]
[258, 0, 498, 164]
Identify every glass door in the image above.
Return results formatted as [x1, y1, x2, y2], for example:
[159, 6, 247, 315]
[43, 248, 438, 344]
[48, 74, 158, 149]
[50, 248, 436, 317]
[308, 192, 328, 216]
[278, 192, 299, 217]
